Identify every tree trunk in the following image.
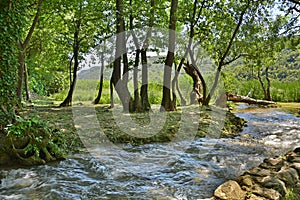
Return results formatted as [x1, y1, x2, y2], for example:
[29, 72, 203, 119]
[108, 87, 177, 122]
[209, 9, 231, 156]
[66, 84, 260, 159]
[202, 1, 249, 106]
[183, 63, 203, 104]
[17, 49, 25, 106]
[93, 52, 104, 104]
[129, 1, 141, 112]
[171, 0, 203, 108]
[133, 49, 141, 111]
[24, 63, 30, 101]
[265, 67, 272, 101]
[227, 93, 276, 105]
[141, 49, 151, 111]
[122, 51, 129, 84]
[60, 20, 81, 107]
[59, 52, 78, 107]
[69, 55, 73, 89]
[110, 76, 114, 108]
[161, 0, 178, 111]
[257, 68, 268, 101]
[112, 0, 133, 112]
[140, 0, 154, 112]
[16, 0, 43, 106]
[174, 62, 187, 106]
[188, 49, 207, 104]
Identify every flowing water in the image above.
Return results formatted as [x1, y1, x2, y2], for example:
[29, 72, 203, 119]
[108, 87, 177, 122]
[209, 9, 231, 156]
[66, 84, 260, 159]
[0, 104, 299, 200]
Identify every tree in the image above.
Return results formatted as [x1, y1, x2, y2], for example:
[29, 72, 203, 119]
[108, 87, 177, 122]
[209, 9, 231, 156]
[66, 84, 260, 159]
[93, 51, 105, 104]
[111, 0, 134, 112]
[15, 0, 43, 105]
[129, 0, 142, 111]
[201, 0, 252, 106]
[173, 0, 207, 106]
[161, 0, 178, 111]
[140, 0, 155, 112]
[0, 1, 65, 166]
[55, 0, 107, 107]
[239, 0, 299, 101]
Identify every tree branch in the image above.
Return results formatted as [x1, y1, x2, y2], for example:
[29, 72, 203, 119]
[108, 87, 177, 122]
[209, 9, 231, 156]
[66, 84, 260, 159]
[288, 0, 300, 5]
[222, 54, 243, 66]
[219, 1, 249, 67]
[22, 0, 43, 48]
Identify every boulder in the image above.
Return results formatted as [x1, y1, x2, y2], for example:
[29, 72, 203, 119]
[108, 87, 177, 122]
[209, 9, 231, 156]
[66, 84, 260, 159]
[214, 180, 246, 200]
[287, 155, 300, 163]
[290, 163, 300, 175]
[236, 174, 254, 188]
[293, 147, 300, 154]
[251, 185, 281, 200]
[247, 193, 268, 200]
[276, 167, 299, 187]
[259, 157, 284, 171]
[253, 176, 286, 196]
[246, 167, 272, 177]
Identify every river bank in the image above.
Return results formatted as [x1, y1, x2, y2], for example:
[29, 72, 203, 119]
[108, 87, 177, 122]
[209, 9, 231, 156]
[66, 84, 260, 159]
[213, 147, 300, 200]
[212, 103, 300, 200]
[0, 102, 299, 199]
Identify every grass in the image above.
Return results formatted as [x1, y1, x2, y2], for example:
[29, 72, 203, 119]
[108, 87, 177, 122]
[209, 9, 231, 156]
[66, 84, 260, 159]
[51, 74, 222, 106]
[28, 99, 245, 148]
[283, 188, 300, 200]
[234, 80, 300, 102]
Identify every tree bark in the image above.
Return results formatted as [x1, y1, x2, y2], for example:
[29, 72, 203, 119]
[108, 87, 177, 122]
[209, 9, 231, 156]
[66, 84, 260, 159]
[188, 48, 207, 103]
[93, 52, 104, 104]
[112, 0, 133, 112]
[183, 63, 203, 104]
[227, 93, 276, 105]
[174, 62, 187, 106]
[140, 49, 151, 111]
[133, 49, 141, 111]
[60, 19, 81, 107]
[171, 0, 204, 108]
[24, 63, 30, 101]
[17, 50, 25, 105]
[110, 76, 114, 108]
[140, 0, 154, 112]
[16, 0, 43, 106]
[161, 0, 178, 111]
[257, 68, 267, 101]
[129, 2, 142, 111]
[202, 1, 249, 106]
[265, 66, 272, 101]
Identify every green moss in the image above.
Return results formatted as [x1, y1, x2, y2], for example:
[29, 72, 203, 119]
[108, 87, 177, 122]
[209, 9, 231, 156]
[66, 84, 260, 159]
[283, 188, 300, 200]
[0, 116, 67, 166]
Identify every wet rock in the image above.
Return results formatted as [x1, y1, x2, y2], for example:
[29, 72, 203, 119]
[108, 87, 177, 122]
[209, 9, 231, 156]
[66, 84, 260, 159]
[276, 167, 299, 187]
[236, 174, 254, 188]
[213, 149, 300, 200]
[246, 167, 271, 177]
[287, 155, 300, 163]
[290, 163, 300, 174]
[294, 147, 300, 154]
[247, 193, 268, 200]
[214, 180, 246, 200]
[259, 157, 284, 171]
[253, 176, 286, 196]
[251, 185, 281, 200]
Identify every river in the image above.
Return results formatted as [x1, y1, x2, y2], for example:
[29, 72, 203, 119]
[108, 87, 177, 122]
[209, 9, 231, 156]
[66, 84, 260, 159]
[0, 104, 299, 199]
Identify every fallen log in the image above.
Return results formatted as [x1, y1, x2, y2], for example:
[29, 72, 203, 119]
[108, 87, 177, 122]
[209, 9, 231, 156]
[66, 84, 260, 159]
[226, 93, 276, 105]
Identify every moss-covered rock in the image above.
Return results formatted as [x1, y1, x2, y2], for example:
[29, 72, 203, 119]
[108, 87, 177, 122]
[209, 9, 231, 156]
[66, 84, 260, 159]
[0, 116, 66, 166]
